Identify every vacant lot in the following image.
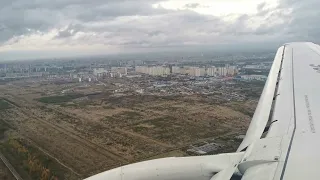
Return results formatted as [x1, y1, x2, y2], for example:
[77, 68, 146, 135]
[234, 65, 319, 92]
[37, 94, 85, 104]
[0, 138, 77, 180]
[0, 99, 11, 110]
[0, 160, 15, 180]
[0, 81, 256, 179]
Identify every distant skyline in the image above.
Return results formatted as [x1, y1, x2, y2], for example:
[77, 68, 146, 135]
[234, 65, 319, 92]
[0, 42, 277, 62]
[1, 0, 320, 60]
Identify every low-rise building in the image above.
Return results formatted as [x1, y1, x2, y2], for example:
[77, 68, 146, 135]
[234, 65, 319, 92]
[240, 75, 267, 81]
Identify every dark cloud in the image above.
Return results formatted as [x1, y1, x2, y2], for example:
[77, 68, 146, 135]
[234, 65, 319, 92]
[1, 0, 320, 55]
[257, 2, 266, 11]
[0, 24, 7, 31]
[278, 0, 320, 42]
[184, 3, 200, 9]
[55, 24, 83, 38]
[0, 3, 63, 42]
[75, 1, 171, 22]
[147, 31, 164, 37]
[0, 0, 165, 43]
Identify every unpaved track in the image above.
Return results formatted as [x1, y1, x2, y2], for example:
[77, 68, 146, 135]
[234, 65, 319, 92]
[3, 96, 129, 163]
[0, 152, 23, 180]
[115, 128, 173, 148]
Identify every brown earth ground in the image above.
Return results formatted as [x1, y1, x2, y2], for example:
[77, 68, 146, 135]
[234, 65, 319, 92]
[0, 160, 15, 180]
[0, 80, 258, 179]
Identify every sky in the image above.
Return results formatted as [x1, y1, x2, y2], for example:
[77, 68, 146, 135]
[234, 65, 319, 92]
[0, 0, 319, 60]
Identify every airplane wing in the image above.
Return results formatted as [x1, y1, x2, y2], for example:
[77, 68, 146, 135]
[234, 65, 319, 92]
[85, 42, 320, 180]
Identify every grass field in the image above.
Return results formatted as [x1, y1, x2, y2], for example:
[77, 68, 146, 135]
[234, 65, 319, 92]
[0, 138, 75, 180]
[37, 94, 84, 104]
[0, 120, 9, 139]
[0, 100, 11, 110]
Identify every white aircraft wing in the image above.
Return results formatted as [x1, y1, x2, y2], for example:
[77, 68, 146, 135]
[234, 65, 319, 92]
[239, 42, 320, 180]
[85, 42, 320, 180]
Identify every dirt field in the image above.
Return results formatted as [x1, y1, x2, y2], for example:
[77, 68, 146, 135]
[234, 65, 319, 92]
[0, 160, 15, 180]
[0, 81, 256, 179]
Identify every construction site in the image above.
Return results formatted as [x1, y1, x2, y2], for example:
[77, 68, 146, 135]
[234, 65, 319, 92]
[0, 78, 260, 180]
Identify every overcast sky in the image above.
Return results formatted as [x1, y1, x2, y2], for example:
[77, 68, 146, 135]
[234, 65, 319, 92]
[0, 0, 319, 60]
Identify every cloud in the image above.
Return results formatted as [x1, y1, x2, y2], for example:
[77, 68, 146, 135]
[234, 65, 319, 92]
[0, 0, 166, 43]
[184, 3, 200, 9]
[1, 0, 320, 59]
[257, 2, 266, 11]
[269, 0, 320, 43]
[55, 24, 83, 39]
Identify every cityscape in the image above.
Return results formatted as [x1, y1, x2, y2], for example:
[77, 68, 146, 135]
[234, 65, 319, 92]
[0, 0, 317, 179]
[0, 52, 272, 179]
